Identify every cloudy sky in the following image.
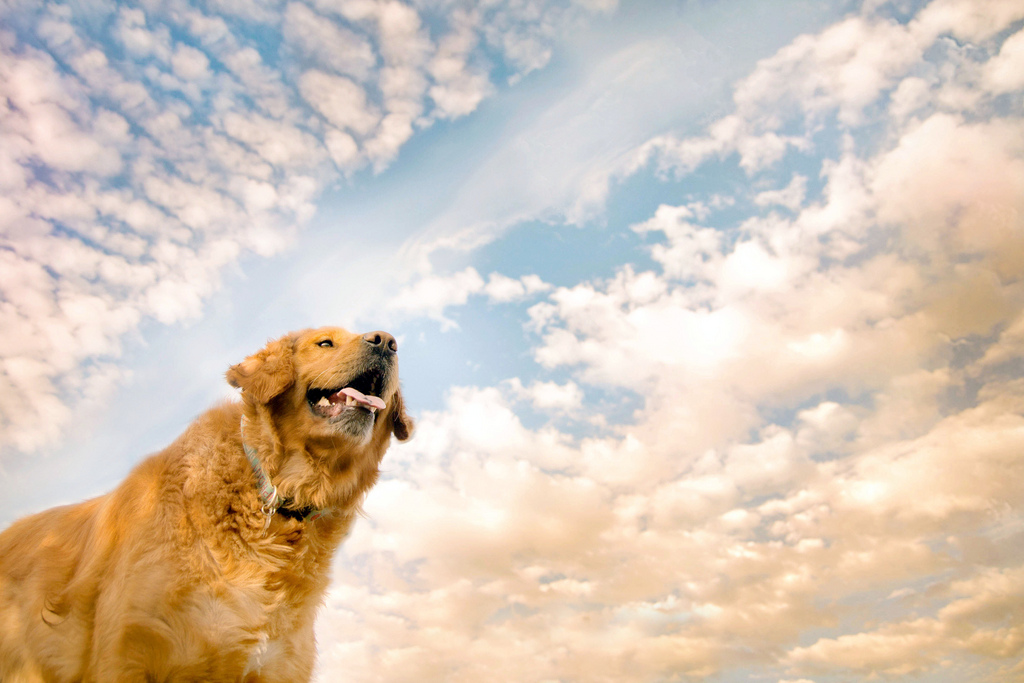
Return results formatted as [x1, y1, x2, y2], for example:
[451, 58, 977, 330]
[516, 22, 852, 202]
[3, 0, 1024, 680]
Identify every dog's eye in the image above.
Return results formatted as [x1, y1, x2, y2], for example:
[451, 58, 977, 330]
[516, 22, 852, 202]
[317, 340, 333, 348]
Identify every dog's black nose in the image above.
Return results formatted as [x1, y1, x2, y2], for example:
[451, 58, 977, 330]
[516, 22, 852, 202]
[363, 330, 397, 354]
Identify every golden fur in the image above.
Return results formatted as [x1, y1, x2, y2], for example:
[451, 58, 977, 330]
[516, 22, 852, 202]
[0, 327, 412, 682]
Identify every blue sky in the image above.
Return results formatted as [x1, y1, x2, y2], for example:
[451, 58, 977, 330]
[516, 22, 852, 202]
[2, 0, 1024, 681]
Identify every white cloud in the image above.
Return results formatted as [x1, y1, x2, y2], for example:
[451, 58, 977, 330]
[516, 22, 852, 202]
[340, 0, 432, 168]
[871, 113, 1024, 281]
[298, 69, 380, 137]
[635, 3, 1024, 182]
[888, 75, 932, 122]
[428, 8, 494, 119]
[319, 6, 1024, 681]
[483, 273, 524, 302]
[386, 267, 486, 330]
[506, 377, 584, 413]
[795, 401, 859, 454]
[632, 10, 930, 179]
[283, 3, 376, 82]
[974, 311, 1024, 371]
[983, 27, 1024, 93]
[206, 0, 280, 24]
[784, 566, 1024, 677]
[734, 15, 923, 126]
[324, 128, 361, 171]
[4, 1, 1024, 680]
[398, 30, 740, 275]
[2, 51, 124, 177]
[322, 362, 1024, 680]
[484, 272, 552, 302]
[755, 174, 808, 210]
[221, 46, 294, 119]
[219, 111, 325, 168]
[476, 0, 615, 85]
[385, 269, 553, 328]
[913, 0, 1024, 43]
[0, 0, 606, 456]
[170, 43, 211, 82]
[115, 7, 172, 61]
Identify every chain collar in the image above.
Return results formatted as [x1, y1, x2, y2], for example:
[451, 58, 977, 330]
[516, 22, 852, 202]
[240, 417, 327, 530]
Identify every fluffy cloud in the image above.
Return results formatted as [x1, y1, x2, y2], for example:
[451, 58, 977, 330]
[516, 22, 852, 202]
[387, 268, 552, 328]
[5, 0, 1023, 680]
[505, 377, 585, 414]
[984, 27, 1024, 93]
[634, 0, 1024, 180]
[298, 70, 380, 138]
[283, 2, 376, 82]
[320, 2, 1024, 680]
[428, 9, 494, 119]
[785, 566, 1024, 677]
[0, 0, 612, 457]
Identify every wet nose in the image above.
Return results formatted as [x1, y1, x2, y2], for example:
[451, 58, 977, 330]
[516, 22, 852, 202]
[363, 330, 397, 354]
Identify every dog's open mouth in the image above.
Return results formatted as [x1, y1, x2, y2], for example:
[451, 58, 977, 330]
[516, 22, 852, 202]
[307, 369, 386, 419]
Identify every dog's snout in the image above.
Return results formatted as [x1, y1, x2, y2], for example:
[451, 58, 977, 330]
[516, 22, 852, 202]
[363, 330, 397, 354]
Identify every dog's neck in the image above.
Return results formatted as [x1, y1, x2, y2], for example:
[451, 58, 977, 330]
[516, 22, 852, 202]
[240, 416, 328, 526]
[238, 403, 383, 518]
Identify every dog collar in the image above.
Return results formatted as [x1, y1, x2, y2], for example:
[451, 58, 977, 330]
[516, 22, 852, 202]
[240, 417, 328, 527]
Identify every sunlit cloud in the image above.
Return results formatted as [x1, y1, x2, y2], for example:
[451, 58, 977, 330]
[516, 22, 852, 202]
[2, 1, 1022, 681]
[342, 1, 1024, 680]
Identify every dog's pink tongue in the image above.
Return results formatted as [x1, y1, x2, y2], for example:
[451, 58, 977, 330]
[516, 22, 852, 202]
[338, 386, 386, 411]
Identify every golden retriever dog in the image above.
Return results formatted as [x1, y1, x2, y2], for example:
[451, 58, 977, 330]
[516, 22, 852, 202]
[0, 326, 412, 682]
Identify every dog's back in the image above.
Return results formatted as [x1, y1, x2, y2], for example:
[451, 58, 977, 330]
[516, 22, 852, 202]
[1, 497, 100, 683]
[0, 407, 323, 682]
[0, 441, 190, 682]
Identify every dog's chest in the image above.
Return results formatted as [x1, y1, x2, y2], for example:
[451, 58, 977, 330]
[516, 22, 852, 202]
[244, 631, 285, 675]
[193, 567, 307, 676]
[196, 524, 321, 660]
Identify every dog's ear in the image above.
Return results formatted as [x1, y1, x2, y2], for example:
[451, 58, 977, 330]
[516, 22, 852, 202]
[390, 387, 414, 441]
[226, 335, 295, 403]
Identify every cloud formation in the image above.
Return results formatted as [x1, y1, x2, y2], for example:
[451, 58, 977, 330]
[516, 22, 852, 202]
[0, 0, 613, 456]
[386, 267, 551, 329]
[337, 1, 1024, 680]
[4, 0, 1022, 680]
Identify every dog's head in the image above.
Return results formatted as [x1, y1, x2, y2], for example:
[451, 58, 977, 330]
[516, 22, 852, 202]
[226, 327, 413, 451]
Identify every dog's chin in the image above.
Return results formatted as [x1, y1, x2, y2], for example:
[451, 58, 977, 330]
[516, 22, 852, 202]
[327, 407, 375, 444]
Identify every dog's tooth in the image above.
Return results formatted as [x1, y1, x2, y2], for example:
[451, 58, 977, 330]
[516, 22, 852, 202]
[317, 396, 330, 407]
[346, 395, 356, 406]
